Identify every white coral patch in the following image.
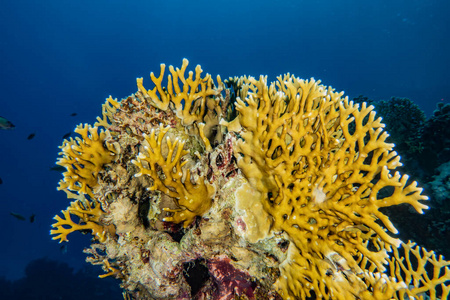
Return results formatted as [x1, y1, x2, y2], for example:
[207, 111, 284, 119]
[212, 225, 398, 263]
[313, 186, 327, 204]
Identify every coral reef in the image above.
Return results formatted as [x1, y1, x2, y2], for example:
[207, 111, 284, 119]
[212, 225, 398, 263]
[51, 60, 450, 299]
[351, 97, 450, 259]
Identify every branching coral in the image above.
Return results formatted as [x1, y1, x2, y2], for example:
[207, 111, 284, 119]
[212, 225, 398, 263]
[51, 60, 450, 300]
[375, 241, 449, 300]
[136, 58, 225, 150]
[50, 198, 112, 243]
[223, 74, 444, 299]
[57, 124, 119, 197]
[132, 125, 215, 227]
[136, 58, 223, 126]
[95, 96, 120, 128]
[372, 97, 426, 158]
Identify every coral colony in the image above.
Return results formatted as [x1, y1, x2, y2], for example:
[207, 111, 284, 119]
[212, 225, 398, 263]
[51, 59, 449, 299]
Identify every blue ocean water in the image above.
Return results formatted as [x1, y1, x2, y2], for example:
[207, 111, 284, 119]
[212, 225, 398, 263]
[0, 0, 448, 298]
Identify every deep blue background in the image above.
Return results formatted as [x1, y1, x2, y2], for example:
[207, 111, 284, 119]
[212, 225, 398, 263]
[0, 0, 448, 292]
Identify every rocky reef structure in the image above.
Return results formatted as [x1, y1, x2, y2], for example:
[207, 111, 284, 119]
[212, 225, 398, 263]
[51, 59, 450, 299]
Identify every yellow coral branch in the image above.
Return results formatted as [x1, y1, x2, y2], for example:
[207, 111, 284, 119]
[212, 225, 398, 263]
[388, 241, 450, 300]
[132, 125, 215, 227]
[136, 63, 170, 111]
[136, 59, 223, 128]
[50, 200, 109, 243]
[98, 259, 121, 278]
[226, 74, 432, 299]
[95, 96, 120, 128]
[57, 124, 118, 197]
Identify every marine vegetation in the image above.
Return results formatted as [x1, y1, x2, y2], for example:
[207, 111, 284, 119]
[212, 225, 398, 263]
[51, 59, 450, 300]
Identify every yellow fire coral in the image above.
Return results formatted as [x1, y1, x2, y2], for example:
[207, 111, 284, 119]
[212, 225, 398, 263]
[51, 60, 449, 300]
[361, 241, 450, 299]
[136, 58, 223, 126]
[95, 96, 120, 128]
[57, 124, 119, 197]
[50, 198, 112, 243]
[136, 58, 224, 151]
[132, 125, 215, 227]
[224, 74, 445, 299]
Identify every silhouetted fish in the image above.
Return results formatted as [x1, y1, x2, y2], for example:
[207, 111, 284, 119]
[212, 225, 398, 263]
[0, 116, 15, 129]
[70, 113, 77, 116]
[60, 244, 68, 254]
[50, 165, 66, 172]
[10, 212, 26, 221]
[0, 177, 2, 185]
[62, 132, 71, 139]
[30, 214, 36, 223]
[27, 133, 36, 140]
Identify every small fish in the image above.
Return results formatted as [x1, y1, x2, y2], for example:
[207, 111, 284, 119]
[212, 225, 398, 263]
[27, 133, 36, 140]
[0, 177, 2, 185]
[50, 165, 66, 172]
[10, 212, 26, 221]
[30, 214, 36, 223]
[70, 113, 77, 117]
[62, 132, 71, 139]
[60, 244, 68, 254]
[0, 116, 15, 130]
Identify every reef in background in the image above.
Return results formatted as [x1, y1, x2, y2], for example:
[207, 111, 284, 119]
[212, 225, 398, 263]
[51, 60, 449, 300]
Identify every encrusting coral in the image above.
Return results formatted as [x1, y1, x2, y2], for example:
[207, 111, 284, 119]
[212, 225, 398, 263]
[51, 59, 450, 299]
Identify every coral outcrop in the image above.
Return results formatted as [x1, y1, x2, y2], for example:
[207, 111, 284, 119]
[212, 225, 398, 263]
[51, 60, 450, 299]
